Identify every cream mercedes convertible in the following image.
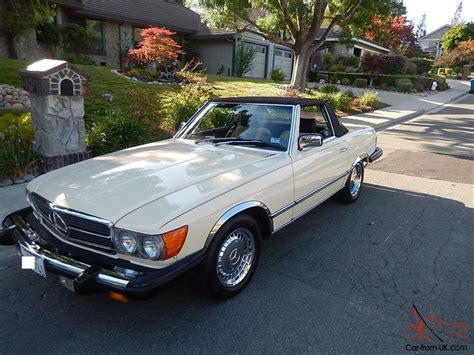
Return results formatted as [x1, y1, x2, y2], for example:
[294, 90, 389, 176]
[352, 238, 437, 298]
[1, 97, 382, 300]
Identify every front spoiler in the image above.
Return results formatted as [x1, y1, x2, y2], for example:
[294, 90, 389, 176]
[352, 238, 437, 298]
[1, 208, 206, 298]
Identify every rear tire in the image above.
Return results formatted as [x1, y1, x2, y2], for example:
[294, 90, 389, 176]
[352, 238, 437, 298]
[337, 162, 364, 203]
[200, 214, 261, 299]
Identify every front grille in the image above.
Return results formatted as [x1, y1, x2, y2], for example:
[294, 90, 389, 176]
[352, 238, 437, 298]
[30, 194, 115, 253]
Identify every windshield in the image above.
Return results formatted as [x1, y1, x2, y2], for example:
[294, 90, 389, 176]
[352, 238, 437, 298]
[180, 103, 294, 151]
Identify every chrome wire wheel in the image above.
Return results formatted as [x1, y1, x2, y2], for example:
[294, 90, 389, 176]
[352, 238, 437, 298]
[216, 228, 255, 287]
[349, 164, 363, 197]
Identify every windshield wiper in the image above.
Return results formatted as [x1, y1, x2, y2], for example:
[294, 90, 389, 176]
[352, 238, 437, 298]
[195, 137, 241, 144]
[215, 139, 287, 151]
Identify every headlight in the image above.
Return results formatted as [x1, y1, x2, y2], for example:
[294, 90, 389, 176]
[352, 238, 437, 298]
[113, 226, 188, 261]
[142, 236, 164, 260]
[117, 232, 138, 254]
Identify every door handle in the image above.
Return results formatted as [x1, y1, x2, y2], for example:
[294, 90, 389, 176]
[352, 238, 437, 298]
[339, 147, 348, 153]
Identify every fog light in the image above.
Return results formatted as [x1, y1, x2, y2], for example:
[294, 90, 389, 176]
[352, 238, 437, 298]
[142, 236, 164, 260]
[119, 233, 138, 254]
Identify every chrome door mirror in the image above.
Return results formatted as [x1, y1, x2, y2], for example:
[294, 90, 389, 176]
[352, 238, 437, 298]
[298, 133, 323, 150]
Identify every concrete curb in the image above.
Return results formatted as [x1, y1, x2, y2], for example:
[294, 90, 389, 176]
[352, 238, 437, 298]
[372, 91, 469, 132]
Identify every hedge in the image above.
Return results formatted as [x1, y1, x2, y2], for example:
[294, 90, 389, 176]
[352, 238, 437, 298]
[308, 71, 448, 91]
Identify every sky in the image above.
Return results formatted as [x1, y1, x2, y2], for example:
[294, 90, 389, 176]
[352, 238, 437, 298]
[403, 0, 474, 33]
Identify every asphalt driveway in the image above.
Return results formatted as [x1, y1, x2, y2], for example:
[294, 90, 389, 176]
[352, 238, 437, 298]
[0, 96, 472, 354]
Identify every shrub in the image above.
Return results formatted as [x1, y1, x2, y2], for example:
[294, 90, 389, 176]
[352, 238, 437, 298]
[335, 92, 352, 112]
[320, 84, 340, 94]
[409, 58, 433, 74]
[60, 52, 95, 65]
[405, 62, 417, 75]
[323, 52, 333, 65]
[162, 84, 211, 132]
[314, 92, 338, 110]
[329, 63, 345, 72]
[235, 45, 256, 77]
[359, 90, 380, 109]
[0, 112, 34, 143]
[271, 67, 285, 82]
[329, 73, 338, 83]
[396, 79, 413, 93]
[86, 109, 151, 156]
[341, 77, 351, 85]
[385, 55, 408, 75]
[344, 89, 355, 98]
[0, 113, 39, 179]
[344, 56, 360, 67]
[362, 53, 387, 73]
[354, 78, 368, 88]
[125, 88, 165, 129]
[174, 58, 208, 84]
[128, 27, 182, 66]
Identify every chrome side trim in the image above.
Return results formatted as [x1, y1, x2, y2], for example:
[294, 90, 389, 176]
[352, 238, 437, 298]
[272, 189, 338, 234]
[206, 201, 273, 247]
[270, 170, 350, 219]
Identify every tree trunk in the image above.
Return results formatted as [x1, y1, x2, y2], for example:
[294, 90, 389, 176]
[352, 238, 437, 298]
[6, 33, 18, 59]
[289, 46, 313, 91]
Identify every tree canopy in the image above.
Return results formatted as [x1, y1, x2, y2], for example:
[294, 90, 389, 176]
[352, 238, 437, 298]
[197, 0, 400, 89]
[0, 0, 54, 58]
[441, 22, 474, 51]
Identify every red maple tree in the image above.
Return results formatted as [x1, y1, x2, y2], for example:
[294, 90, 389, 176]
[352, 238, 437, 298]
[365, 16, 418, 55]
[128, 27, 182, 66]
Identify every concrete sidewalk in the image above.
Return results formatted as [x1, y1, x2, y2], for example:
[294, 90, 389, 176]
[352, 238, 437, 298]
[0, 183, 28, 223]
[313, 79, 470, 130]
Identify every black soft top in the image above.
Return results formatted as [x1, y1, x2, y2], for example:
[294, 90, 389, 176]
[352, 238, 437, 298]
[209, 96, 348, 137]
[209, 96, 325, 106]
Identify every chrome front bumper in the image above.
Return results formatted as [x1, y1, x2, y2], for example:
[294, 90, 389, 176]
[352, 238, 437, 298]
[1, 209, 206, 298]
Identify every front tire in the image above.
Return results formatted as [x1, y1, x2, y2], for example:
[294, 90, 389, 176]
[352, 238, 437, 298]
[200, 215, 261, 299]
[337, 161, 364, 203]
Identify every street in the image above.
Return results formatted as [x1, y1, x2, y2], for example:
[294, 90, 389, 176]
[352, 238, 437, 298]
[0, 96, 473, 353]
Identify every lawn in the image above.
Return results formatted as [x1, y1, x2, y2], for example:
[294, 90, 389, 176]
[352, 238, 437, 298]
[0, 58, 285, 117]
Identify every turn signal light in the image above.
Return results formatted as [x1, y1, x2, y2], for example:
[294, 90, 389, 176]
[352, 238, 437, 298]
[109, 292, 128, 303]
[162, 225, 188, 259]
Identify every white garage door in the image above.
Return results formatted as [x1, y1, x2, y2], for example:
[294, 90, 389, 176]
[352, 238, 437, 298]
[273, 49, 293, 80]
[243, 43, 266, 78]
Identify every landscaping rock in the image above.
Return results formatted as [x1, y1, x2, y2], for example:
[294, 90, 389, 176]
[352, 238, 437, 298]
[0, 178, 14, 187]
[23, 174, 35, 182]
[0, 84, 30, 110]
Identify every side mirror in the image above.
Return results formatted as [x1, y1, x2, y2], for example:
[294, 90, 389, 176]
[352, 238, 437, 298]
[298, 133, 323, 150]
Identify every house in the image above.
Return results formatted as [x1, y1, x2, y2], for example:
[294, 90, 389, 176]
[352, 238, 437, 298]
[418, 25, 451, 59]
[0, 1, 295, 80]
[309, 29, 390, 71]
[0, 0, 201, 68]
[189, 25, 295, 80]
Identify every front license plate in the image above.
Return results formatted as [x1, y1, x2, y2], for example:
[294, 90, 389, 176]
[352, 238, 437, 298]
[21, 247, 47, 278]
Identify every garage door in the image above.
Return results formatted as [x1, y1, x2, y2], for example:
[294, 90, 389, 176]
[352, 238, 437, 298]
[273, 49, 293, 80]
[243, 43, 267, 78]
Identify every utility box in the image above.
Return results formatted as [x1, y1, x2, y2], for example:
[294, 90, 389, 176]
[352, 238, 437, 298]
[19, 59, 91, 172]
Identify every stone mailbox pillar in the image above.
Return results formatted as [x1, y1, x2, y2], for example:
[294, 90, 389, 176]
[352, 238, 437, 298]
[19, 59, 91, 172]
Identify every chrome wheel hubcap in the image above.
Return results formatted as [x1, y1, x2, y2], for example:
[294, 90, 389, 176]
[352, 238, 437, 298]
[216, 228, 255, 287]
[350, 164, 362, 197]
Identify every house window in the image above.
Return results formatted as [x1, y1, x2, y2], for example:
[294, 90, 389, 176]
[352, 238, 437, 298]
[133, 27, 144, 48]
[353, 47, 362, 57]
[67, 15, 104, 53]
[284, 52, 292, 59]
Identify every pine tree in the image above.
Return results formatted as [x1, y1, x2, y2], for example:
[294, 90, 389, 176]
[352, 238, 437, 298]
[450, 0, 463, 25]
[416, 13, 426, 38]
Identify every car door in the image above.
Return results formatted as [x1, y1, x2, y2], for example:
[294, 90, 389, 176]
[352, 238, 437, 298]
[291, 104, 349, 219]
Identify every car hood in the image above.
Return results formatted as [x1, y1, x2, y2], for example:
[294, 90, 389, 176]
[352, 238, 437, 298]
[28, 139, 274, 223]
